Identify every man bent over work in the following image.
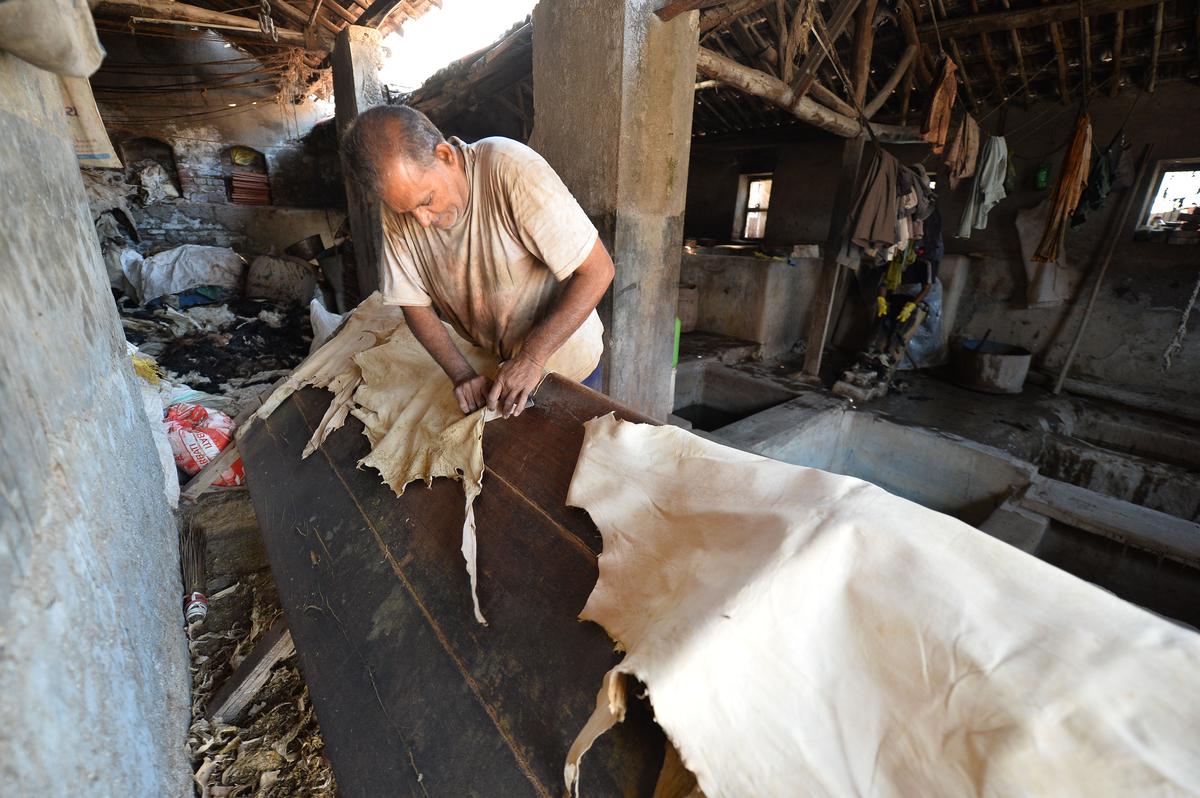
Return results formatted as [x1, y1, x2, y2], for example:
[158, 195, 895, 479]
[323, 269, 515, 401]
[342, 105, 614, 418]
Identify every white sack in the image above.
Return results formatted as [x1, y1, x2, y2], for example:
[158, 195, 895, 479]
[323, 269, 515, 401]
[565, 414, 1200, 798]
[245, 255, 317, 304]
[124, 245, 245, 305]
[308, 298, 345, 354]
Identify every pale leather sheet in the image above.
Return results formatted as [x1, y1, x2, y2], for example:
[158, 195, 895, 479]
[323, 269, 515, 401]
[565, 414, 1200, 798]
[253, 292, 592, 624]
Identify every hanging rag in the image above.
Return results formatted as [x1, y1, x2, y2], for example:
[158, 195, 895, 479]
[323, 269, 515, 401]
[921, 57, 959, 155]
[955, 136, 1009, 238]
[1033, 112, 1092, 262]
[849, 149, 901, 255]
[908, 163, 936, 220]
[1017, 200, 1078, 307]
[945, 113, 980, 190]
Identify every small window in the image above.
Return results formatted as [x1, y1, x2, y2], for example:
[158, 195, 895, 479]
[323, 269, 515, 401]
[729, 171, 777, 240]
[741, 176, 772, 239]
[1139, 159, 1200, 230]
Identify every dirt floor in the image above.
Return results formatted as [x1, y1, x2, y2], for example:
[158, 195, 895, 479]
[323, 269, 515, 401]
[186, 569, 337, 797]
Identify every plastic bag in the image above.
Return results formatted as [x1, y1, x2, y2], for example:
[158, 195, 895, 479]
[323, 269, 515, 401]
[164, 402, 244, 486]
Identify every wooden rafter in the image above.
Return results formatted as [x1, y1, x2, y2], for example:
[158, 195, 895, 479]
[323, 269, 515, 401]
[1110, 9, 1125, 96]
[1080, 14, 1092, 97]
[96, 0, 331, 48]
[655, 0, 726, 21]
[790, 0, 864, 101]
[897, 0, 933, 87]
[700, 0, 774, 35]
[865, 44, 917, 117]
[695, 46, 922, 140]
[1000, 0, 1033, 100]
[851, 0, 878, 106]
[1048, 19, 1072, 103]
[916, 0, 1163, 40]
[1147, 1, 1164, 92]
[970, 0, 1008, 100]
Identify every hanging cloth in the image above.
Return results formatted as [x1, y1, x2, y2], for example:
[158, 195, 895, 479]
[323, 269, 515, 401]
[955, 136, 1009, 238]
[1033, 112, 1092, 262]
[921, 57, 959, 155]
[849, 149, 901, 255]
[945, 112, 980, 189]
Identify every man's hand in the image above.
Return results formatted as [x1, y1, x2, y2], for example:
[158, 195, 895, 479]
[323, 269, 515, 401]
[487, 351, 544, 418]
[454, 373, 492, 414]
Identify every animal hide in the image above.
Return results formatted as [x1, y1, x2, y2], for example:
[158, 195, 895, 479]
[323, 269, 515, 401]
[253, 292, 594, 625]
[565, 413, 1200, 797]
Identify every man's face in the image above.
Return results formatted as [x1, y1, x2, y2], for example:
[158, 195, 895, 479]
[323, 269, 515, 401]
[377, 142, 467, 230]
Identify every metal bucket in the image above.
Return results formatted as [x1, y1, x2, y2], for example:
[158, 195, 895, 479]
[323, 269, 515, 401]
[951, 339, 1031, 394]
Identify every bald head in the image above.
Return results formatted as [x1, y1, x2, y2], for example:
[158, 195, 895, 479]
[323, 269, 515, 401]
[342, 105, 445, 195]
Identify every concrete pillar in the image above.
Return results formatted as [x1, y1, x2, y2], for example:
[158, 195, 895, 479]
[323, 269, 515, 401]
[332, 25, 385, 303]
[529, 2, 698, 420]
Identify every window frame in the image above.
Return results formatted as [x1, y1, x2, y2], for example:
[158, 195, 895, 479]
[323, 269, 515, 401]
[733, 172, 773, 241]
[1135, 157, 1200, 232]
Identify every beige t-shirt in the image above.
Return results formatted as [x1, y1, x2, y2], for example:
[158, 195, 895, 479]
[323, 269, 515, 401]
[380, 137, 603, 381]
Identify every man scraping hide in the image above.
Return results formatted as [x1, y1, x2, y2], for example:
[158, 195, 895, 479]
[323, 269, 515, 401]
[342, 105, 614, 417]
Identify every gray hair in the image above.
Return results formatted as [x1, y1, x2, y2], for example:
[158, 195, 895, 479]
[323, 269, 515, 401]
[341, 105, 445, 194]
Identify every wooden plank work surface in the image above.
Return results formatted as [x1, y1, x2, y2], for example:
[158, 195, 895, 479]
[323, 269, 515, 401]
[238, 375, 665, 797]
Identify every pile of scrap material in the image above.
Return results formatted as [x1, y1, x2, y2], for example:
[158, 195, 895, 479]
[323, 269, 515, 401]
[187, 572, 335, 798]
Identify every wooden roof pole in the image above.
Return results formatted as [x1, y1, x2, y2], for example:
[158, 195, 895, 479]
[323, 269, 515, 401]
[1110, 10, 1125, 96]
[1000, 0, 1033, 101]
[96, 0, 327, 47]
[969, 0, 1008, 101]
[850, 0, 878, 106]
[1080, 15, 1092, 96]
[1147, 2, 1163, 92]
[917, 0, 1163, 39]
[865, 44, 918, 117]
[1048, 19, 1072, 103]
[695, 46, 923, 140]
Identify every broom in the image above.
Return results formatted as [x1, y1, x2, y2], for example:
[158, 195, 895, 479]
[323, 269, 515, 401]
[181, 518, 209, 625]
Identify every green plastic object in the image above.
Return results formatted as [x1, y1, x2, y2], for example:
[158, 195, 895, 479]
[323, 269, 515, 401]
[1035, 161, 1051, 190]
[673, 317, 681, 367]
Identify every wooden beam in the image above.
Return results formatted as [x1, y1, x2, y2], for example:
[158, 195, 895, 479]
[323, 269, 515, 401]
[1001, 0, 1033, 100]
[355, 0, 408, 27]
[96, 0, 327, 48]
[320, 0, 360, 25]
[700, 0, 774, 35]
[851, 0, 878, 106]
[897, 0, 934, 86]
[810, 80, 858, 116]
[1080, 14, 1092, 97]
[865, 44, 917, 117]
[799, 135, 865, 381]
[307, 0, 326, 28]
[208, 618, 296, 723]
[695, 46, 923, 140]
[970, 0, 1008, 100]
[899, 68, 914, 125]
[655, 0, 723, 21]
[1110, 10, 1125, 96]
[791, 0, 865, 99]
[1049, 20, 1072, 103]
[1147, 2, 1163, 92]
[948, 39, 979, 108]
[916, 0, 1163, 41]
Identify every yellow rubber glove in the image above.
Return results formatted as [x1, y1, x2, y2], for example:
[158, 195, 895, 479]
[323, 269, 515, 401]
[897, 301, 917, 323]
[876, 296, 889, 318]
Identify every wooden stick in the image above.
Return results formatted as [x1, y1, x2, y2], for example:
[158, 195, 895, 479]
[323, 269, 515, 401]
[1049, 21, 1071, 103]
[916, 0, 1161, 40]
[1109, 10, 1124, 96]
[1000, 0, 1033, 100]
[810, 80, 858, 116]
[655, 0, 723, 21]
[970, 0, 1008, 100]
[948, 39, 979, 108]
[1053, 145, 1153, 395]
[696, 46, 923, 140]
[865, 44, 918, 117]
[851, 0, 879, 106]
[899, 68, 914, 125]
[1080, 15, 1092, 97]
[1147, 2, 1163, 92]
[700, 0, 774, 35]
[790, 0, 865, 98]
[208, 617, 296, 723]
[96, 0, 329, 48]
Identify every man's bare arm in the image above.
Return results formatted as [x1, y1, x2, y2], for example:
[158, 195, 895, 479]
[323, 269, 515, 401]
[487, 237, 615, 417]
[402, 305, 492, 413]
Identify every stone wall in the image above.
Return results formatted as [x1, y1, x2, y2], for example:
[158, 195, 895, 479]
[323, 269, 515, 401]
[0, 53, 190, 795]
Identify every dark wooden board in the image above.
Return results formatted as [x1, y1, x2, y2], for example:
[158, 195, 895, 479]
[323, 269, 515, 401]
[240, 375, 664, 797]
